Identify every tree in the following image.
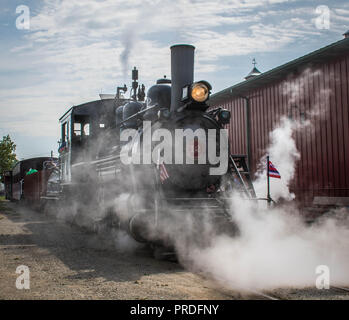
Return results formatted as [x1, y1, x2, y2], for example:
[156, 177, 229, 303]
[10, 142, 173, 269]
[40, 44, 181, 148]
[0, 135, 18, 183]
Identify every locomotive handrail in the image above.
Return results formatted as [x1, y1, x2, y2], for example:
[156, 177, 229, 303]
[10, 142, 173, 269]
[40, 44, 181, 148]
[118, 104, 159, 126]
[229, 155, 252, 198]
[255, 197, 276, 204]
[71, 154, 120, 167]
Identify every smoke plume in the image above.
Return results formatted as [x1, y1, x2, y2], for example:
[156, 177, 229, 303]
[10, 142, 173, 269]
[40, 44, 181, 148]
[120, 28, 135, 80]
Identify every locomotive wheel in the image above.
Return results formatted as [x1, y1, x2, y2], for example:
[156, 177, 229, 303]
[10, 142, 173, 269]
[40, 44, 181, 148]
[152, 244, 177, 262]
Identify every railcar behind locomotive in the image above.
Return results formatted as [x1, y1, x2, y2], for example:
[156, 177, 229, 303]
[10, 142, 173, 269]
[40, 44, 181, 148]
[4, 157, 58, 203]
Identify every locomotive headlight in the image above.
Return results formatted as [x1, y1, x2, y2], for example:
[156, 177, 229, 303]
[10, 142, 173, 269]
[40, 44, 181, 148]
[218, 109, 231, 125]
[191, 82, 209, 102]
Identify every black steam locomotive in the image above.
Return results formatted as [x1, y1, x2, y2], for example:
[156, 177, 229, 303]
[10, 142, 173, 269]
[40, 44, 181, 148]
[46, 44, 256, 255]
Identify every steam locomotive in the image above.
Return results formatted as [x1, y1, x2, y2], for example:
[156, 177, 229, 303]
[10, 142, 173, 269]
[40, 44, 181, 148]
[6, 45, 256, 256]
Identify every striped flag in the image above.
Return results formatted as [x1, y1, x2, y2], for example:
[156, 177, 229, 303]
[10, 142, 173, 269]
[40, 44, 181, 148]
[268, 161, 281, 179]
[159, 163, 170, 183]
[58, 141, 67, 153]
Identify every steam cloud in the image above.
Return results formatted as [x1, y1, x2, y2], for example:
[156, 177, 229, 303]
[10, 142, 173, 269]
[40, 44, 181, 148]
[183, 195, 349, 291]
[174, 68, 349, 291]
[48, 67, 349, 293]
[253, 117, 300, 201]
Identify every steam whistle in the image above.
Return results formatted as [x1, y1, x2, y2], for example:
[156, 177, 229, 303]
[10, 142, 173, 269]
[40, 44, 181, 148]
[137, 84, 145, 101]
[117, 84, 127, 99]
[132, 66, 138, 101]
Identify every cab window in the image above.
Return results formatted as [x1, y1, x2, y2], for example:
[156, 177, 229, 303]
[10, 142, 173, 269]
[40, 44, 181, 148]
[62, 122, 67, 142]
[74, 123, 82, 136]
[83, 123, 90, 136]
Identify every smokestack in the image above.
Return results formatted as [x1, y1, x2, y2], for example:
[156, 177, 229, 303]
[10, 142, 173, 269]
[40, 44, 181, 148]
[170, 44, 195, 112]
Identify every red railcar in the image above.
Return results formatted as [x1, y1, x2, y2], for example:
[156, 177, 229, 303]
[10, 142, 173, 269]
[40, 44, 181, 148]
[5, 157, 57, 202]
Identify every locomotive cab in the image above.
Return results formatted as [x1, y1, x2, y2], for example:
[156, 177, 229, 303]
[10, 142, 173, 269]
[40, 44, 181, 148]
[71, 114, 90, 156]
[58, 98, 124, 183]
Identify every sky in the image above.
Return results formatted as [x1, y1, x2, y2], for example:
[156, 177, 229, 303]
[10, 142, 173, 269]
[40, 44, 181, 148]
[0, 0, 348, 160]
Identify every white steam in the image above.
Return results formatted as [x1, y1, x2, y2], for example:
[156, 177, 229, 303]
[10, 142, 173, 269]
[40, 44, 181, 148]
[174, 67, 349, 291]
[253, 117, 300, 201]
[254, 67, 331, 201]
[185, 196, 349, 291]
[49, 66, 349, 293]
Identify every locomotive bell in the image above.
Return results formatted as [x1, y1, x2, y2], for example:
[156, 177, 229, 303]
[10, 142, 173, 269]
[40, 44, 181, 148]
[170, 44, 195, 113]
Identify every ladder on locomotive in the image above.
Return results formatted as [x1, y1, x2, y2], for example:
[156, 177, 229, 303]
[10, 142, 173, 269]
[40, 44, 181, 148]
[229, 155, 256, 199]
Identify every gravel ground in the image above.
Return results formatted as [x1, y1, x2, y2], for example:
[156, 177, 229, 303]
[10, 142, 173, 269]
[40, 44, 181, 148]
[1, 200, 349, 300]
[0, 200, 234, 300]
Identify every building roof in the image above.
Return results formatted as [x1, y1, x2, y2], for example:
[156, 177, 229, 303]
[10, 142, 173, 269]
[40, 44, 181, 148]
[209, 37, 349, 105]
[244, 66, 262, 80]
[59, 98, 119, 122]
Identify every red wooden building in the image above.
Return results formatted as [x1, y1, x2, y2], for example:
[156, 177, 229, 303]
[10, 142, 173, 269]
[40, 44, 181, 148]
[209, 33, 349, 207]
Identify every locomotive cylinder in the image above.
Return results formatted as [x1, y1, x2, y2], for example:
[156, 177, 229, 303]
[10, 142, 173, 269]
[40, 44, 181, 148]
[170, 44, 195, 113]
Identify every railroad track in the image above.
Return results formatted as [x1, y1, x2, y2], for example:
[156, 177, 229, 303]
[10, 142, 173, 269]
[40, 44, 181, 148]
[212, 274, 349, 300]
[332, 286, 349, 294]
[243, 289, 281, 300]
[211, 275, 282, 300]
[246, 286, 349, 300]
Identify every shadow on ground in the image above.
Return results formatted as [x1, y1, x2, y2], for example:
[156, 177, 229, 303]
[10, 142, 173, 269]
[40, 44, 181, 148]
[0, 201, 182, 284]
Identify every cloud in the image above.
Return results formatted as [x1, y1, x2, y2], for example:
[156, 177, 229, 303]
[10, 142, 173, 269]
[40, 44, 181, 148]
[1, 0, 348, 158]
[188, 15, 322, 63]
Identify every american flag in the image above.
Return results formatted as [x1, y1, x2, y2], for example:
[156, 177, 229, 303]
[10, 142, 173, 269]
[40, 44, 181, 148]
[268, 161, 281, 179]
[159, 163, 170, 183]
